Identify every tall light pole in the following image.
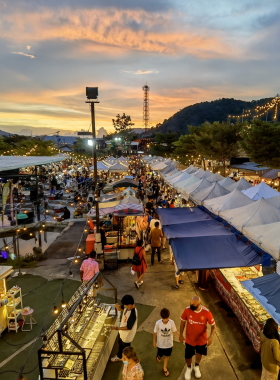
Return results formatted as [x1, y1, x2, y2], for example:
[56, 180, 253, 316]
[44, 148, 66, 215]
[86, 87, 100, 233]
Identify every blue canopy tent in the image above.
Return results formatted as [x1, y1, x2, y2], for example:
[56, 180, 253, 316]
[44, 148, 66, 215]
[156, 207, 212, 226]
[242, 273, 280, 326]
[170, 235, 262, 271]
[163, 220, 232, 239]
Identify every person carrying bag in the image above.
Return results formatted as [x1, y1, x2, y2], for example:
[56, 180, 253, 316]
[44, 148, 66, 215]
[132, 240, 147, 289]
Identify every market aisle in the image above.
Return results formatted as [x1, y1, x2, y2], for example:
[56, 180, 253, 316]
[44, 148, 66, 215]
[99, 248, 262, 380]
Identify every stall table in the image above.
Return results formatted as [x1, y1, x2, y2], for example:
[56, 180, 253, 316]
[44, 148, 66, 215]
[210, 266, 269, 353]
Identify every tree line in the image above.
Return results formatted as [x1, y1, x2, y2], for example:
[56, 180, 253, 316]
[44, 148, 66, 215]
[149, 120, 280, 174]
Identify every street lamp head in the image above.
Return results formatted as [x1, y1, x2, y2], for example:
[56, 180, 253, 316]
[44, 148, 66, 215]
[86, 87, 98, 100]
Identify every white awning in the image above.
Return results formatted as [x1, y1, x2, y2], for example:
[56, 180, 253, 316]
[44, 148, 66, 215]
[0, 156, 64, 171]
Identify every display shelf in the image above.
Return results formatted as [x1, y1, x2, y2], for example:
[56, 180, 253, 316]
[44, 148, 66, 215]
[38, 272, 118, 380]
[6, 287, 23, 332]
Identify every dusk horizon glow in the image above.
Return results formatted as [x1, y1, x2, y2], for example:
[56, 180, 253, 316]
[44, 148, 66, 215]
[0, 0, 280, 135]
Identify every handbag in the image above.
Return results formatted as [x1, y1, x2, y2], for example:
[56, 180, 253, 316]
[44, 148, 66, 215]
[132, 247, 143, 266]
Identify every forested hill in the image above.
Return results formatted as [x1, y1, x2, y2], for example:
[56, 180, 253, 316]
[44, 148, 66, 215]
[158, 97, 273, 134]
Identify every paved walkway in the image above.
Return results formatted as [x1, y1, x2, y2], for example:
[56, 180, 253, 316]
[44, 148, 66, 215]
[23, 241, 262, 380]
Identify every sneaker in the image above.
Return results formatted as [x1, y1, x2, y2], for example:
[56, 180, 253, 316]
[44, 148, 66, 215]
[185, 365, 192, 380]
[111, 355, 122, 362]
[194, 365, 201, 378]
[134, 281, 140, 289]
[139, 281, 143, 285]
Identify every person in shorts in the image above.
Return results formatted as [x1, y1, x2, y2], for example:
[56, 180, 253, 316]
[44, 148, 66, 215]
[179, 296, 216, 379]
[153, 308, 179, 377]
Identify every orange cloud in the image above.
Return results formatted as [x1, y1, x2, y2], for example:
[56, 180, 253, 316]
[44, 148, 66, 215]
[0, 7, 240, 59]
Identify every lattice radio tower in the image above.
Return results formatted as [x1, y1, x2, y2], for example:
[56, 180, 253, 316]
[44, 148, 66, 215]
[142, 84, 150, 133]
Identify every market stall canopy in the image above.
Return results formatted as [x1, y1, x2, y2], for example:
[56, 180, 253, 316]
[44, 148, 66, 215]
[151, 162, 167, 170]
[204, 188, 254, 215]
[114, 202, 143, 215]
[171, 171, 191, 185]
[120, 196, 140, 204]
[165, 169, 180, 178]
[156, 207, 212, 226]
[241, 181, 279, 200]
[193, 168, 205, 178]
[225, 177, 252, 192]
[185, 165, 196, 174]
[218, 176, 235, 188]
[108, 162, 128, 172]
[170, 235, 262, 271]
[242, 273, 280, 326]
[103, 178, 138, 193]
[182, 178, 212, 200]
[122, 187, 136, 196]
[175, 174, 200, 190]
[243, 222, 280, 261]
[88, 207, 115, 216]
[100, 192, 118, 202]
[0, 156, 63, 171]
[260, 169, 280, 180]
[89, 161, 109, 171]
[266, 194, 280, 210]
[220, 198, 280, 232]
[163, 220, 232, 239]
[165, 170, 182, 182]
[191, 182, 230, 205]
[207, 172, 225, 183]
[99, 200, 120, 209]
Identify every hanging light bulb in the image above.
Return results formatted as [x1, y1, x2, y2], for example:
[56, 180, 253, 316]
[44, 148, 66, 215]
[53, 306, 59, 314]
[62, 300, 67, 308]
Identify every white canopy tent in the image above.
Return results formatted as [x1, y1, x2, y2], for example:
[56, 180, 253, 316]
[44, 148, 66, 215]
[90, 161, 109, 171]
[241, 181, 279, 200]
[191, 182, 230, 205]
[120, 196, 141, 204]
[207, 173, 225, 183]
[266, 194, 280, 210]
[243, 222, 280, 261]
[108, 162, 128, 172]
[225, 177, 252, 192]
[181, 178, 212, 200]
[220, 198, 280, 232]
[218, 176, 235, 188]
[175, 174, 201, 190]
[0, 156, 64, 171]
[193, 168, 205, 178]
[185, 165, 196, 174]
[171, 171, 191, 185]
[151, 162, 167, 170]
[203, 188, 254, 215]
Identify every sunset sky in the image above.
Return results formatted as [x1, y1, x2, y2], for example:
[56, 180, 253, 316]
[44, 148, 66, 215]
[0, 0, 280, 135]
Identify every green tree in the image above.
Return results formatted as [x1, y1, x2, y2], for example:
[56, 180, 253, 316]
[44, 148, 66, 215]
[150, 131, 179, 156]
[112, 113, 134, 131]
[173, 130, 202, 166]
[239, 120, 280, 168]
[0, 136, 12, 153]
[193, 122, 242, 175]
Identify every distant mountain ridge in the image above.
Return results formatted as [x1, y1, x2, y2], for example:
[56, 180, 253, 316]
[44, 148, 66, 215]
[158, 97, 274, 134]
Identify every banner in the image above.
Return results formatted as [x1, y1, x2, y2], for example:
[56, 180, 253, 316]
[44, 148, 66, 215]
[2, 182, 10, 224]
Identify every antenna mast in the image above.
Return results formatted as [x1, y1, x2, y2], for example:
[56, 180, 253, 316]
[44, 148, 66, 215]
[142, 84, 150, 133]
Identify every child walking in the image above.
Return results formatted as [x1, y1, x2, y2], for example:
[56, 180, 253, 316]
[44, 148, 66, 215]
[153, 308, 180, 377]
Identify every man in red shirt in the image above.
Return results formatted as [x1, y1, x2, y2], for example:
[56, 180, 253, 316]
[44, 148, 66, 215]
[179, 296, 216, 379]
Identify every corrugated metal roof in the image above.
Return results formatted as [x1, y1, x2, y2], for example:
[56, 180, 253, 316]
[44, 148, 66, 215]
[260, 169, 280, 179]
[229, 162, 269, 172]
[0, 156, 64, 171]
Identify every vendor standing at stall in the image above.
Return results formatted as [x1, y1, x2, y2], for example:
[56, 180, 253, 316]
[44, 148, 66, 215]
[100, 222, 108, 250]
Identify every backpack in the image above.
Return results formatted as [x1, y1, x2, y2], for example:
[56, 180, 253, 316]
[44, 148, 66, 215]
[132, 247, 143, 266]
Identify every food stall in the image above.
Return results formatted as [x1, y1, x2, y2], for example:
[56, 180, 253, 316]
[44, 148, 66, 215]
[114, 203, 143, 260]
[38, 273, 118, 380]
[210, 266, 267, 353]
[0, 266, 15, 334]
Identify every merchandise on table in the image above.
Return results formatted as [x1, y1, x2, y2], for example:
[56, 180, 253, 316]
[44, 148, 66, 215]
[210, 266, 272, 352]
[38, 275, 118, 380]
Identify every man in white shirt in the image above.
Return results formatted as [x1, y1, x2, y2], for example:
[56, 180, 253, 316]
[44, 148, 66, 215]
[110, 295, 138, 362]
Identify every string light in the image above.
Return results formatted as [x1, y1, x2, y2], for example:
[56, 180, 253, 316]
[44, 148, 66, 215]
[53, 306, 58, 314]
